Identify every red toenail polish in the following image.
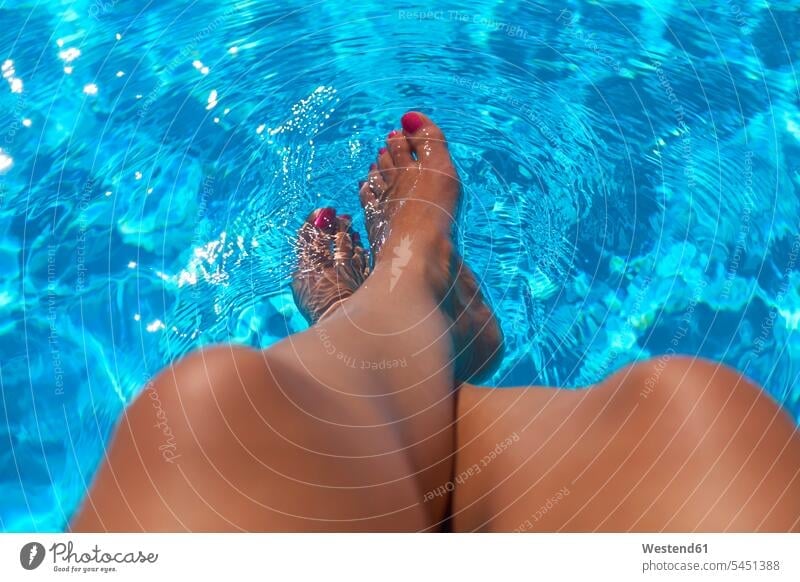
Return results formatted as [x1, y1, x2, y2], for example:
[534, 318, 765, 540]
[388, 130, 398, 138]
[339, 214, 352, 223]
[314, 207, 336, 231]
[401, 112, 424, 133]
[379, 147, 387, 155]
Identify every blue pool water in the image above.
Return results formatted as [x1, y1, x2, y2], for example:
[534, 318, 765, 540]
[1, 0, 799, 531]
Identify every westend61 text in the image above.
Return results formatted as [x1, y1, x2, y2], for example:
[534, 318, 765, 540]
[642, 543, 708, 554]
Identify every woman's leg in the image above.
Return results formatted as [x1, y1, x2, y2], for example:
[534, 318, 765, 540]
[71, 112, 501, 532]
[452, 356, 800, 531]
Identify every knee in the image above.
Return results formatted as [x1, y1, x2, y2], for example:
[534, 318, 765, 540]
[605, 354, 694, 402]
[619, 355, 767, 413]
[133, 345, 283, 446]
[151, 344, 265, 401]
[631, 355, 709, 401]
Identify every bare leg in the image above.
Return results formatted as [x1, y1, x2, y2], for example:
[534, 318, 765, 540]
[452, 356, 800, 531]
[71, 112, 501, 532]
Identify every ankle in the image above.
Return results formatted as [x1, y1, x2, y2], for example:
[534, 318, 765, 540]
[373, 233, 452, 300]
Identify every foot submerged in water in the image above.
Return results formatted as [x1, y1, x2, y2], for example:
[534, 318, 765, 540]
[292, 112, 503, 381]
[291, 207, 369, 324]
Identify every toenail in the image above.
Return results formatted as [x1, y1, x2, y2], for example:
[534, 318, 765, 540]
[388, 130, 398, 138]
[401, 112, 424, 134]
[339, 213, 352, 224]
[379, 147, 387, 155]
[313, 207, 336, 231]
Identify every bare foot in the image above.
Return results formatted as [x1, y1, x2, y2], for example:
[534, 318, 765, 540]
[291, 207, 369, 324]
[359, 112, 503, 382]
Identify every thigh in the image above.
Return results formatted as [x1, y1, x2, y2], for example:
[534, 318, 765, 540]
[71, 341, 431, 531]
[452, 357, 800, 532]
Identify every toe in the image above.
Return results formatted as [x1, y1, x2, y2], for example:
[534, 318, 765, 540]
[298, 208, 335, 268]
[352, 239, 369, 277]
[358, 179, 385, 258]
[364, 161, 388, 199]
[359, 179, 378, 210]
[369, 170, 387, 199]
[400, 111, 449, 161]
[386, 129, 413, 166]
[306, 206, 337, 233]
[335, 214, 369, 277]
[336, 213, 353, 231]
[367, 162, 380, 183]
[333, 215, 355, 263]
[377, 146, 394, 177]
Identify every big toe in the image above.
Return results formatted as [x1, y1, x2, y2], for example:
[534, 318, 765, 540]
[298, 207, 335, 268]
[400, 111, 449, 162]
